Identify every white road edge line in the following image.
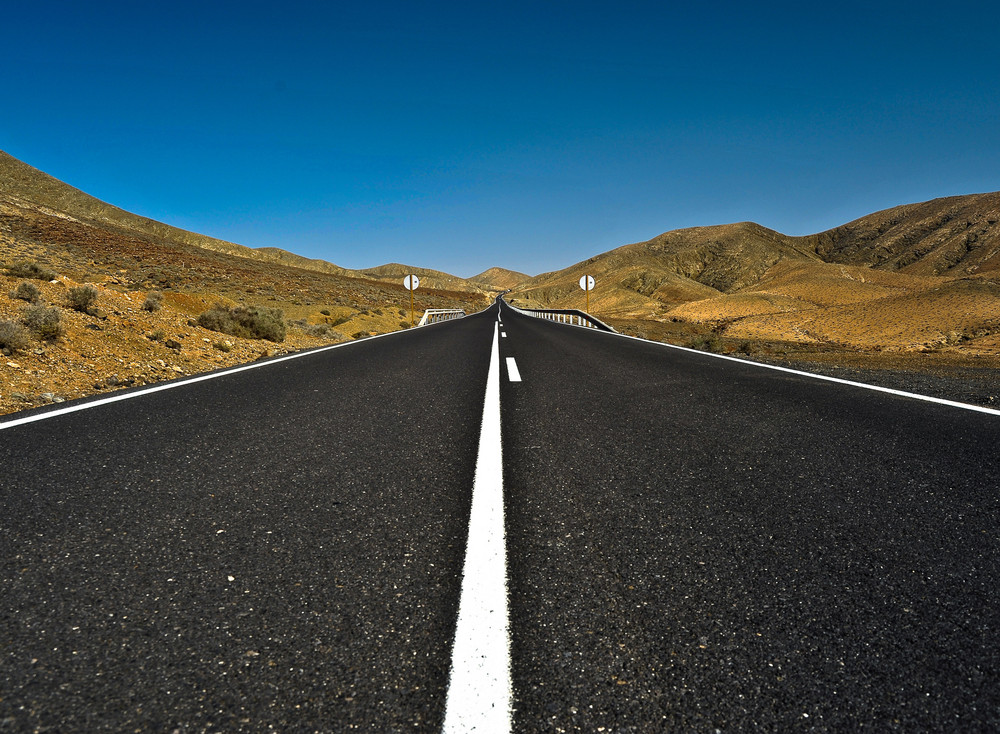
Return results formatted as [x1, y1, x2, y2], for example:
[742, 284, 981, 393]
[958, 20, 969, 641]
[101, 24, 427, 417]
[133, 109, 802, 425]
[619, 334, 1000, 417]
[0, 311, 478, 431]
[502, 299, 1000, 416]
[505, 357, 521, 382]
[443, 322, 512, 733]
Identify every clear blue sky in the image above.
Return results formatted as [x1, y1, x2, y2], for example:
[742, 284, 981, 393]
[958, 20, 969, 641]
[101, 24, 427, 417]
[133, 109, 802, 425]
[3, 0, 999, 277]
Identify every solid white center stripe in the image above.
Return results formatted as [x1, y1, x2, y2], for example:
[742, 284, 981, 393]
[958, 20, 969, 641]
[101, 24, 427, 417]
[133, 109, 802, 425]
[443, 323, 512, 733]
[505, 357, 521, 382]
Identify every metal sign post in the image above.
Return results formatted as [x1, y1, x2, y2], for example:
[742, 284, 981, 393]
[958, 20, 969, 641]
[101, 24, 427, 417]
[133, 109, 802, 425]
[404, 274, 420, 326]
[579, 274, 595, 313]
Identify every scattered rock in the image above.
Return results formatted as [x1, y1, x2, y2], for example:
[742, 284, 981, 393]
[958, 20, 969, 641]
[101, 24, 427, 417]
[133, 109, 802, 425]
[164, 339, 182, 351]
[6, 362, 20, 369]
[85, 323, 102, 331]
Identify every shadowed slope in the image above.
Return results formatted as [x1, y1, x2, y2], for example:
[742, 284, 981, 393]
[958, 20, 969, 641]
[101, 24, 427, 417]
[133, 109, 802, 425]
[801, 192, 1000, 276]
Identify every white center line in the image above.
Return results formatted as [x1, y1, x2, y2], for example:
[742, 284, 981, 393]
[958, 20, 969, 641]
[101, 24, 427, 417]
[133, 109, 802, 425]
[505, 357, 521, 382]
[501, 332, 507, 338]
[443, 323, 512, 733]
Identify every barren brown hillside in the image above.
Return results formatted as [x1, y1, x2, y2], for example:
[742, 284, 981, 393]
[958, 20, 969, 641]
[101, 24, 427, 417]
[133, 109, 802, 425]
[0, 156, 487, 417]
[802, 192, 1000, 276]
[469, 267, 531, 290]
[356, 263, 490, 294]
[510, 194, 1000, 399]
[0, 150, 488, 293]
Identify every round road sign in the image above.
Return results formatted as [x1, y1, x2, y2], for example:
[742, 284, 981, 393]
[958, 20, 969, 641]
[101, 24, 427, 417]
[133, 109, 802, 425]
[579, 275, 595, 291]
[404, 274, 420, 291]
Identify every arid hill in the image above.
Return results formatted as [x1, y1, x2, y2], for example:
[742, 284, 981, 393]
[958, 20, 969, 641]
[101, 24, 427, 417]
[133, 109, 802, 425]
[803, 193, 1000, 276]
[354, 263, 490, 294]
[0, 150, 487, 292]
[0, 152, 487, 416]
[469, 266, 531, 290]
[510, 195, 1000, 359]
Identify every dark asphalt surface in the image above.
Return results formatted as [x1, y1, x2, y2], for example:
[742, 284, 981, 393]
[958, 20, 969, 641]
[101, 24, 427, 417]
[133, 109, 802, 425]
[498, 301, 1000, 732]
[1, 313, 493, 732]
[3, 298, 1000, 732]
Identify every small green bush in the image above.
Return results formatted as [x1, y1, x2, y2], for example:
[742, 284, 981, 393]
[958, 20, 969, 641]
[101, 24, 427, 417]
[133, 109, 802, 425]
[690, 334, 722, 352]
[67, 284, 99, 313]
[0, 320, 31, 352]
[6, 262, 55, 280]
[11, 281, 42, 303]
[149, 329, 165, 341]
[304, 323, 331, 338]
[320, 309, 331, 316]
[197, 304, 286, 342]
[143, 290, 164, 312]
[21, 304, 63, 340]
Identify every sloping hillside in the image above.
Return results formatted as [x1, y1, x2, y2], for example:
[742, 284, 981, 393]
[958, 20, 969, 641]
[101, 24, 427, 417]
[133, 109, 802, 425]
[510, 222, 816, 317]
[801, 193, 1000, 276]
[469, 267, 531, 290]
[355, 263, 488, 294]
[0, 153, 487, 417]
[510, 195, 1000, 355]
[0, 150, 483, 291]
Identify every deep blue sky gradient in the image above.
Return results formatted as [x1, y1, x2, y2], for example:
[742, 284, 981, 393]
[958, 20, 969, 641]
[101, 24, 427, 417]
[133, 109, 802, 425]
[3, 0, 999, 276]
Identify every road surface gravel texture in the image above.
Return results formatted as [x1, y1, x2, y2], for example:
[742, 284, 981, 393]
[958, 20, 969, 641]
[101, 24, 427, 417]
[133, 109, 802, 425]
[2, 299, 999, 731]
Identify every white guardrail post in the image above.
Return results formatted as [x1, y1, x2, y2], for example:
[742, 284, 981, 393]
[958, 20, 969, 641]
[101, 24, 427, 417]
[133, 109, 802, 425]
[504, 301, 616, 333]
[418, 308, 466, 326]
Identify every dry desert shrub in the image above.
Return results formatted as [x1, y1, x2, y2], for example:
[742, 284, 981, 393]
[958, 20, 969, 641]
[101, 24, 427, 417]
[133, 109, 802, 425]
[21, 304, 63, 340]
[10, 281, 42, 303]
[690, 334, 722, 352]
[290, 318, 333, 338]
[197, 304, 286, 342]
[5, 261, 55, 281]
[0, 320, 31, 352]
[67, 285, 99, 313]
[142, 290, 164, 312]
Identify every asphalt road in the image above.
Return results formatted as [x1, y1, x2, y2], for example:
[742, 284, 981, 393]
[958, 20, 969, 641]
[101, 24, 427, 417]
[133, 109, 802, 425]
[1, 312, 493, 732]
[3, 299, 1000, 731]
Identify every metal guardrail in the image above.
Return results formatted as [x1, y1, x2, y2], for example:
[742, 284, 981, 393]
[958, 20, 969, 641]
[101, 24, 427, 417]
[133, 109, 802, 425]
[419, 308, 466, 326]
[506, 303, 616, 332]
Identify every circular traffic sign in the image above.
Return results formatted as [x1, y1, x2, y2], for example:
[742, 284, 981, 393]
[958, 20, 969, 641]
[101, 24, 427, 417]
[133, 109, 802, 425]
[579, 275, 595, 291]
[404, 274, 420, 291]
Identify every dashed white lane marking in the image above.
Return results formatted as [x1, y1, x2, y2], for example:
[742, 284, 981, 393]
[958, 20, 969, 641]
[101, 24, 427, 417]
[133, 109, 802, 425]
[501, 332, 507, 338]
[505, 357, 521, 382]
[443, 323, 512, 733]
